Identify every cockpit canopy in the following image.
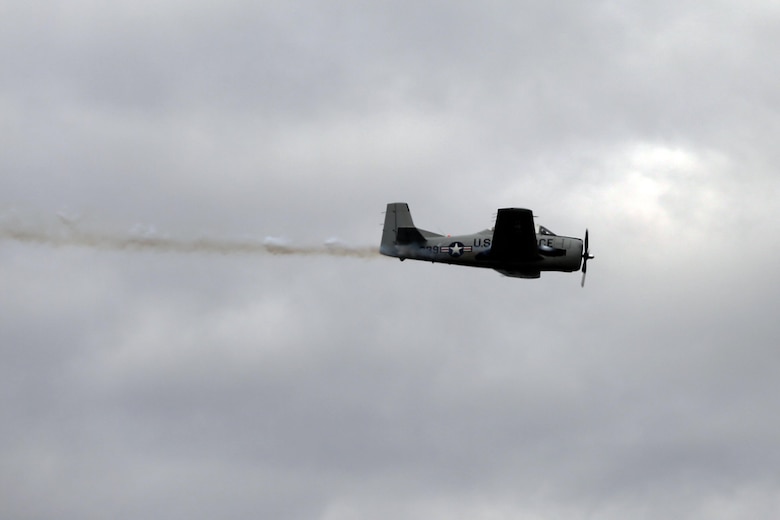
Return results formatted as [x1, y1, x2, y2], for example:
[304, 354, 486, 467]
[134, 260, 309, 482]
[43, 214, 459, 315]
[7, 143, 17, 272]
[538, 225, 556, 236]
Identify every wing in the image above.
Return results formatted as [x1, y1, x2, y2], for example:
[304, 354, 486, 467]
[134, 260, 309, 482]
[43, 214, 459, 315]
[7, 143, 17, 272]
[489, 208, 540, 262]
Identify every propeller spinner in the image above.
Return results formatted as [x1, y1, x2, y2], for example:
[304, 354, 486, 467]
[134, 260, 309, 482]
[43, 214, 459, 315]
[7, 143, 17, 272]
[580, 229, 594, 287]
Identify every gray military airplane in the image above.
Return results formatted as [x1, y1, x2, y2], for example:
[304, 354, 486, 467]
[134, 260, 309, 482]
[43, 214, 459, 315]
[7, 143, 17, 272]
[380, 202, 594, 286]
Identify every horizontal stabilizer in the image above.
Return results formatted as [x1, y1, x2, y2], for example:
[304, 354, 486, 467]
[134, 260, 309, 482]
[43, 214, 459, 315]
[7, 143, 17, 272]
[397, 226, 426, 244]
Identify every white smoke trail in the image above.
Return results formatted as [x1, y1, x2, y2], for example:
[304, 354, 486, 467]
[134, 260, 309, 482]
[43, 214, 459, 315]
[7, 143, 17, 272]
[0, 214, 379, 258]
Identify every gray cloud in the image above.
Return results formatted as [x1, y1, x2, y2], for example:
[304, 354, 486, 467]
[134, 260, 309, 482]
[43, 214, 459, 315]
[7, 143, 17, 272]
[2, 1, 780, 519]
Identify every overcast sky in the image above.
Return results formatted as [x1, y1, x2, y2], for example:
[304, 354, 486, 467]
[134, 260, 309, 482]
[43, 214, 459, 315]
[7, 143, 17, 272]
[2, 1, 780, 519]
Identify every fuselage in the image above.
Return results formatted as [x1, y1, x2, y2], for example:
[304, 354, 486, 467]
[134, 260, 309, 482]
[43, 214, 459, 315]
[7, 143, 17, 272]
[383, 229, 584, 275]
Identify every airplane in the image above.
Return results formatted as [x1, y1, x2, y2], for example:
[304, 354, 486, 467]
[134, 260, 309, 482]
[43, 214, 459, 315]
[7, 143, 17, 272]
[380, 202, 594, 286]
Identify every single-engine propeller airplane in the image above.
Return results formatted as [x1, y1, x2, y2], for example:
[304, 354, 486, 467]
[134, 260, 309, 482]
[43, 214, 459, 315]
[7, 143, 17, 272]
[380, 202, 594, 286]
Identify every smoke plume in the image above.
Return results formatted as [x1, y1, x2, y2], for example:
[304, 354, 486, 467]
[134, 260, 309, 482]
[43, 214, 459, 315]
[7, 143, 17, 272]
[0, 215, 378, 258]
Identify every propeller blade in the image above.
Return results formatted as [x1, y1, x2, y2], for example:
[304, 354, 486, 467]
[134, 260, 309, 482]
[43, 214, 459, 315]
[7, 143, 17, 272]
[584, 229, 589, 255]
[580, 229, 593, 288]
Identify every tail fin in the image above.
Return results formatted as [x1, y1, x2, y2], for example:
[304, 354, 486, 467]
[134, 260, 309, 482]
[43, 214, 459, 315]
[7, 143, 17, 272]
[380, 202, 427, 256]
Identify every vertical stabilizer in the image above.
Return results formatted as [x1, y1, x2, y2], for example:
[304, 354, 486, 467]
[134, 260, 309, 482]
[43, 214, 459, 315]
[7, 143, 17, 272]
[380, 202, 425, 255]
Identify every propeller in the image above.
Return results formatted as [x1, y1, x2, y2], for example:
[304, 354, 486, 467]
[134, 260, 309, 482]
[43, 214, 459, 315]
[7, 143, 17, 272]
[580, 229, 594, 288]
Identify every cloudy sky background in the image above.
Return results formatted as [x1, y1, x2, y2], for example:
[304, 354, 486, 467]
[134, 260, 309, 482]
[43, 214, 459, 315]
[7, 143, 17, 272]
[2, 1, 780, 518]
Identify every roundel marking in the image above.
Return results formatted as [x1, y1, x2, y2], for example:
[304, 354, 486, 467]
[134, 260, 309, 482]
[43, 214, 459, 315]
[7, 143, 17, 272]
[447, 241, 469, 257]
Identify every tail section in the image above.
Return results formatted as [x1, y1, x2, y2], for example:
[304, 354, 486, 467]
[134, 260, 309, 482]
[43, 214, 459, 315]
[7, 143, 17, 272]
[380, 202, 428, 256]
